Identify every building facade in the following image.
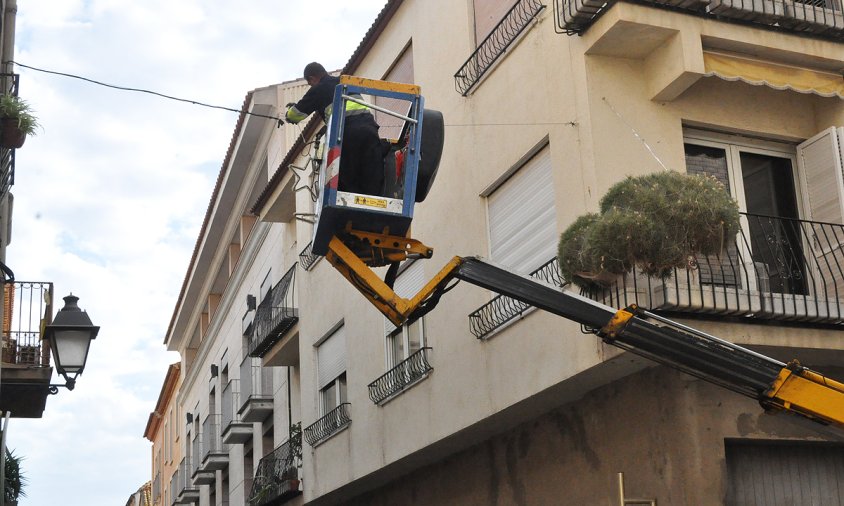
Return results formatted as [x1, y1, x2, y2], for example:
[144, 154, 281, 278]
[158, 0, 844, 504]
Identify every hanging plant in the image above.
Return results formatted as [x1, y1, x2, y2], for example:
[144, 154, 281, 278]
[0, 95, 39, 149]
[558, 171, 740, 289]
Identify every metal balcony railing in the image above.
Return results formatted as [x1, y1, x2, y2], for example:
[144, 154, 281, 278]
[248, 264, 298, 358]
[584, 213, 844, 326]
[469, 213, 844, 337]
[246, 431, 303, 506]
[454, 0, 546, 95]
[468, 257, 566, 339]
[299, 241, 320, 271]
[191, 435, 202, 477]
[2, 281, 54, 366]
[222, 379, 244, 430]
[368, 347, 433, 404]
[553, 0, 844, 40]
[0, 73, 19, 202]
[176, 457, 198, 496]
[169, 473, 177, 506]
[201, 414, 224, 459]
[239, 358, 273, 406]
[304, 403, 351, 446]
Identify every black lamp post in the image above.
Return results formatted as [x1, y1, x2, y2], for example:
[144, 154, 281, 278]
[43, 294, 99, 393]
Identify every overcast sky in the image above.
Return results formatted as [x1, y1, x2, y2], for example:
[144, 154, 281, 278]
[8, 1, 386, 503]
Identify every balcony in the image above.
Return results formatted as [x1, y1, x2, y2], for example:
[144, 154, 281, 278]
[1, 281, 54, 418]
[584, 213, 844, 326]
[174, 457, 199, 504]
[304, 403, 351, 447]
[190, 433, 214, 485]
[468, 258, 567, 339]
[238, 357, 273, 423]
[0, 73, 20, 203]
[246, 431, 303, 506]
[469, 213, 844, 338]
[454, 0, 546, 96]
[200, 414, 229, 472]
[222, 379, 253, 444]
[299, 241, 320, 271]
[553, 0, 844, 39]
[367, 347, 433, 404]
[247, 264, 298, 364]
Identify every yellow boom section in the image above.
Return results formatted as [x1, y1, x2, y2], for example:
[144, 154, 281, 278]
[764, 364, 844, 428]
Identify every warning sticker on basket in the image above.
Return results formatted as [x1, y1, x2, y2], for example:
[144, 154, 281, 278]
[354, 196, 388, 208]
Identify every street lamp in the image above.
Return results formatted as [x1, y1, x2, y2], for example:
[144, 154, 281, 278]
[43, 294, 99, 393]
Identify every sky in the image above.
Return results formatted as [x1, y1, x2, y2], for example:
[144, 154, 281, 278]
[8, 1, 387, 504]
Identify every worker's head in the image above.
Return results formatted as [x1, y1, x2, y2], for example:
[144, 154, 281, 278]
[303, 62, 328, 87]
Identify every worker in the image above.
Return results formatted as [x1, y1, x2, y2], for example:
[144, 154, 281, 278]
[286, 62, 384, 196]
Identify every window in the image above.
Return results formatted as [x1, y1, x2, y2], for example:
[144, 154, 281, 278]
[473, 0, 519, 43]
[317, 325, 347, 414]
[385, 261, 426, 369]
[376, 44, 414, 141]
[684, 131, 807, 294]
[486, 143, 557, 274]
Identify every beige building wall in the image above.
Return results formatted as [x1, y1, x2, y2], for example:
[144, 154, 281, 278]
[263, 0, 844, 504]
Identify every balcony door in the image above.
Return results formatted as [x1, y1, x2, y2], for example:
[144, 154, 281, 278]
[684, 131, 806, 295]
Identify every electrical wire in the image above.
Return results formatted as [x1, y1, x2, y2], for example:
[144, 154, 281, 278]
[4, 60, 285, 123]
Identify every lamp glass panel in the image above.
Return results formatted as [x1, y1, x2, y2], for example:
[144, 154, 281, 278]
[52, 329, 92, 374]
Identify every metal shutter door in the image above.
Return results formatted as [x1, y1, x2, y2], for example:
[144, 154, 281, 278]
[376, 45, 414, 140]
[726, 441, 844, 506]
[488, 146, 557, 274]
[317, 326, 346, 389]
[385, 261, 426, 334]
[797, 126, 844, 224]
[474, 0, 519, 42]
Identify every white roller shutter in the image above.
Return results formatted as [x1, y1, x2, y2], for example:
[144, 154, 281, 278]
[487, 146, 557, 274]
[385, 261, 426, 334]
[797, 126, 844, 224]
[317, 326, 346, 389]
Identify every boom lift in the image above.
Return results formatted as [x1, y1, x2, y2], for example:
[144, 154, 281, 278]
[309, 76, 844, 431]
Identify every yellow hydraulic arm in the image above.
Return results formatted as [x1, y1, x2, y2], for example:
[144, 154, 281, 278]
[325, 230, 844, 430]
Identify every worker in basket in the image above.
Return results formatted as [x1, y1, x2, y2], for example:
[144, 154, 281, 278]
[286, 62, 384, 196]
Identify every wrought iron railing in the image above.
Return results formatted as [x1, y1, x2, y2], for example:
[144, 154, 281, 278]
[239, 357, 273, 409]
[0, 73, 19, 202]
[468, 257, 566, 339]
[368, 347, 433, 404]
[248, 264, 298, 358]
[583, 213, 844, 326]
[201, 414, 224, 460]
[304, 403, 351, 446]
[2, 281, 54, 366]
[246, 431, 302, 506]
[169, 472, 177, 506]
[553, 0, 844, 39]
[299, 241, 320, 271]
[454, 0, 546, 95]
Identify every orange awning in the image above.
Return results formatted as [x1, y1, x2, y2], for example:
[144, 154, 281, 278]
[703, 51, 844, 99]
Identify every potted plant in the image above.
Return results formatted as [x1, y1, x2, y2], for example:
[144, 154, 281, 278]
[558, 171, 740, 289]
[0, 95, 39, 149]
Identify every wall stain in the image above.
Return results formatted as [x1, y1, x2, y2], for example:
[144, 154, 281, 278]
[505, 434, 528, 506]
[551, 410, 602, 470]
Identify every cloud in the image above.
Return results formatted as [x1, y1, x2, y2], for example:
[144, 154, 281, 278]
[8, 1, 387, 504]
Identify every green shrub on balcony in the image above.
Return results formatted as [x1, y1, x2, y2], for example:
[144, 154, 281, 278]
[558, 171, 740, 288]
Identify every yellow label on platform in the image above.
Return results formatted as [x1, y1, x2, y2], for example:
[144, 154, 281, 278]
[354, 196, 388, 208]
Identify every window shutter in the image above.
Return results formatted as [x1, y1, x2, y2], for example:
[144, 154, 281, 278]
[317, 326, 346, 389]
[797, 126, 844, 224]
[376, 45, 414, 140]
[385, 261, 426, 334]
[488, 146, 557, 274]
[474, 0, 519, 43]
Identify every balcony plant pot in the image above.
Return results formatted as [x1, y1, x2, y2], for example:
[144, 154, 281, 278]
[0, 95, 39, 149]
[2, 338, 16, 364]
